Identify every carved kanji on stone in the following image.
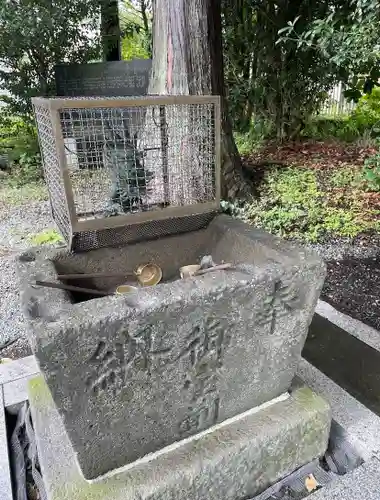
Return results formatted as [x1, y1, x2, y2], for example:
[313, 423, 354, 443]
[179, 317, 231, 435]
[179, 395, 220, 435]
[85, 326, 171, 396]
[256, 278, 302, 333]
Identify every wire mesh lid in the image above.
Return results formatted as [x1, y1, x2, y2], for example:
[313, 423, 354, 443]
[71, 211, 218, 252]
[33, 95, 221, 252]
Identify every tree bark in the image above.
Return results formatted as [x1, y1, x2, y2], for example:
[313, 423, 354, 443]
[140, 0, 150, 37]
[149, 0, 250, 200]
[101, 0, 121, 61]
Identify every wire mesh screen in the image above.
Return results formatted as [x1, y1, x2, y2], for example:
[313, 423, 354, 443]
[33, 96, 221, 251]
[60, 101, 217, 218]
[72, 212, 217, 252]
[33, 103, 72, 242]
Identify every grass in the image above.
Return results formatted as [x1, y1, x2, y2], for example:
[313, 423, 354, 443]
[28, 228, 63, 246]
[0, 180, 48, 207]
[232, 163, 380, 243]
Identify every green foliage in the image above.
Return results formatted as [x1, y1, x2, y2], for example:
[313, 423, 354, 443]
[240, 86, 380, 148]
[234, 120, 272, 155]
[277, 0, 380, 100]
[0, 0, 101, 118]
[322, 208, 367, 238]
[8, 153, 43, 187]
[241, 167, 379, 242]
[364, 152, 380, 191]
[268, 168, 321, 206]
[223, 0, 342, 139]
[350, 88, 380, 131]
[29, 229, 63, 246]
[302, 116, 362, 141]
[330, 166, 363, 188]
[0, 113, 39, 159]
[120, 1, 152, 60]
[301, 89, 380, 142]
[122, 35, 150, 60]
[0, 112, 43, 186]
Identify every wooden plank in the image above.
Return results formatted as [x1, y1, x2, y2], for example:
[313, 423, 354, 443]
[73, 202, 218, 232]
[0, 387, 13, 500]
[49, 106, 77, 240]
[48, 94, 221, 110]
[31, 97, 50, 108]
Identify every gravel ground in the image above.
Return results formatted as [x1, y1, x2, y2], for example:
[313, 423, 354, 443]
[308, 234, 380, 331]
[322, 256, 380, 331]
[0, 201, 52, 249]
[0, 200, 53, 357]
[307, 233, 380, 261]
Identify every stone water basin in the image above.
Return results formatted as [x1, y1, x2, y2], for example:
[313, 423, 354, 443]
[17, 214, 325, 479]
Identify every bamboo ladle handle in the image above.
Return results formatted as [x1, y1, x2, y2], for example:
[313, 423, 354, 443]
[33, 280, 111, 296]
[57, 272, 135, 280]
[194, 263, 233, 276]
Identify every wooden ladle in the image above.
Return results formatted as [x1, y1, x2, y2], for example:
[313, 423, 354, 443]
[180, 263, 233, 279]
[33, 280, 110, 296]
[57, 263, 163, 287]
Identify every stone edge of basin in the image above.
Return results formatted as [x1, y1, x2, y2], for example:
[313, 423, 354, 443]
[16, 215, 326, 347]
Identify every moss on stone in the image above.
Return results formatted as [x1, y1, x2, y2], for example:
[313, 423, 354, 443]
[52, 481, 117, 500]
[28, 375, 47, 402]
[294, 386, 328, 411]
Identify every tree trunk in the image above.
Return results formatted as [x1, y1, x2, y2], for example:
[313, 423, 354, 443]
[140, 1, 150, 37]
[149, 0, 250, 200]
[101, 0, 121, 61]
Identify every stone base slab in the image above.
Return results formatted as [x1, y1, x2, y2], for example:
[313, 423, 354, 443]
[28, 376, 331, 500]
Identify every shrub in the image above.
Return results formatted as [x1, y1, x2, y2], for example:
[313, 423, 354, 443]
[235, 129, 262, 156]
[351, 88, 380, 133]
[330, 167, 363, 189]
[0, 113, 39, 159]
[302, 116, 363, 142]
[9, 153, 43, 187]
[363, 151, 380, 191]
[0, 112, 43, 186]
[240, 167, 380, 242]
[301, 89, 380, 142]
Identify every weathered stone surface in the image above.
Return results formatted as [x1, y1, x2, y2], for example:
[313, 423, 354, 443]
[29, 377, 331, 500]
[18, 215, 326, 478]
